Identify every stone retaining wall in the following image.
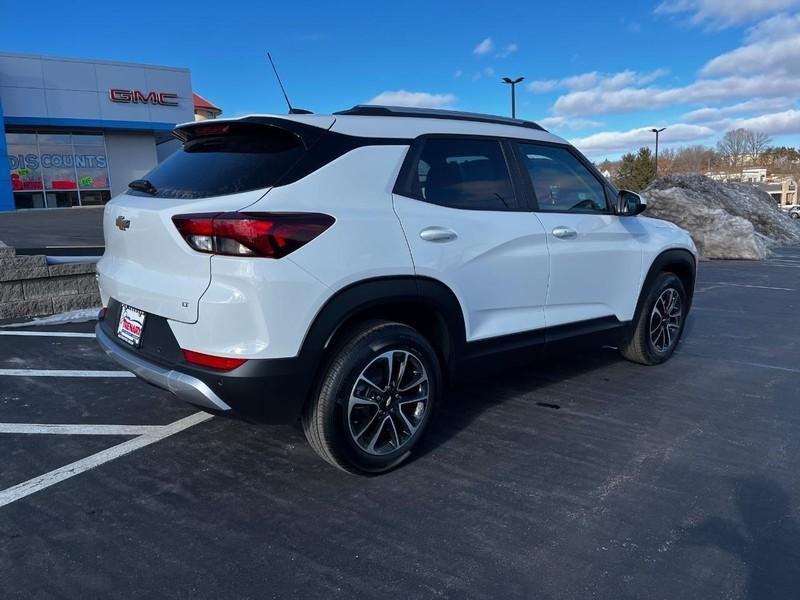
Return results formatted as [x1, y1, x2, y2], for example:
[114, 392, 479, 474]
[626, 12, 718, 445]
[0, 245, 100, 320]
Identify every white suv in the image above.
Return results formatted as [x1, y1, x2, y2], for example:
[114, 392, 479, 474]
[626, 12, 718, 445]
[96, 106, 697, 473]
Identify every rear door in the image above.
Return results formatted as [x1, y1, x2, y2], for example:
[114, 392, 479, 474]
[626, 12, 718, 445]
[98, 118, 333, 323]
[393, 136, 549, 342]
[514, 142, 644, 327]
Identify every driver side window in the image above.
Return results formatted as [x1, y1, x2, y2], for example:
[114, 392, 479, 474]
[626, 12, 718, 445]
[518, 143, 609, 214]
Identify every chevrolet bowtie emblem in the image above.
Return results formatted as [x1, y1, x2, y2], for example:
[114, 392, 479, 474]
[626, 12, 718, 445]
[115, 215, 131, 231]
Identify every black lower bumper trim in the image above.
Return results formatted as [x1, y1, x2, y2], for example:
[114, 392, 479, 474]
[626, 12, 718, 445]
[99, 301, 314, 424]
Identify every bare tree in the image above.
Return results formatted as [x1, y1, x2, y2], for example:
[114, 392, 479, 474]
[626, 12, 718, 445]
[717, 129, 750, 169]
[747, 130, 772, 164]
[672, 145, 719, 174]
[763, 146, 800, 170]
[657, 148, 676, 175]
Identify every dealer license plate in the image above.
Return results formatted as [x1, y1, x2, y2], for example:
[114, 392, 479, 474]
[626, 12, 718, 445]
[117, 305, 146, 347]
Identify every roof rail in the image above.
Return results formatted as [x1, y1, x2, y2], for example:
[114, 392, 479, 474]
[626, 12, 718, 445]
[334, 105, 546, 131]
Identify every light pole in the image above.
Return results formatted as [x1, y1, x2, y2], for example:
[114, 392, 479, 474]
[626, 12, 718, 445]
[651, 127, 666, 176]
[502, 77, 524, 119]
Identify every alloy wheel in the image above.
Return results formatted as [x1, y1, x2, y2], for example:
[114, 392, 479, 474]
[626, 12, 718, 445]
[347, 350, 430, 456]
[649, 287, 683, 353]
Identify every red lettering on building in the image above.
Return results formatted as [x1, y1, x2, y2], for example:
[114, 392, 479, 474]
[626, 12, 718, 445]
[109, 88, 179, 107]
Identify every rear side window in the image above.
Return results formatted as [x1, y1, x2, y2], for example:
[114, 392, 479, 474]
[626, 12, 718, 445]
[405, 138, 517, 211]
[518, 143, 609, 213]
[130, 124, 305, 199]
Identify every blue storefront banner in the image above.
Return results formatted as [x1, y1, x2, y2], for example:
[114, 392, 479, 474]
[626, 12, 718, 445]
[0, 98, 14, 212]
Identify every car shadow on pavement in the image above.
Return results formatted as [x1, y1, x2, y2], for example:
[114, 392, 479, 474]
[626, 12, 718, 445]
[680, 476, 800, 600]
[413, 346, 624, 460]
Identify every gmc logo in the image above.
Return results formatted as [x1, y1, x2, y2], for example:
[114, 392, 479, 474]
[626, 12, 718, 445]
[109, 88, 179, 106]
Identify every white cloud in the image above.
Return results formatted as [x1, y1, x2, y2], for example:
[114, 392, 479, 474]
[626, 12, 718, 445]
[496, 43, 518, 58]
[527, 69, 668, 94]
[366, 90, 457, 109]
[552, 74, 800, 116]
[561, 72, 601, 90]
[538, 116, 604, 131]
[655, 0, 800, 27]
[570, 124, 715, 157]
[701, 14, 800, 77]
[528, 80, 558, 93]
[682, 98, 796, 122]
[521, 7, 800, 158]
[470, 67, 497, 81]
[473, 37, 493, 56]
[745, 11, 800, 41]
[718, 108, 800, 135]
[570, 111, 800, 157]
[537, 10, 800, 119]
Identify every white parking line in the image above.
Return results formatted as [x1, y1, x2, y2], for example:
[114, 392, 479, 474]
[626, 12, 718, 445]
[698, 282, 796, 292]
[0, 369, 134, 378]
[0, 423, 164, 435]
[0, 412, 213, 509]
[0, 331, 96, 338]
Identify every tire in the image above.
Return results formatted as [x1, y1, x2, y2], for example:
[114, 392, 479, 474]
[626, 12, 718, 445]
[620, 272, 688, 366]
[302, 320, 441, 474]
[791, 212, 799, 219]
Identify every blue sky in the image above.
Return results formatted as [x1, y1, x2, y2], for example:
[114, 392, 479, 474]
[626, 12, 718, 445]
[2, 0, 799, 159]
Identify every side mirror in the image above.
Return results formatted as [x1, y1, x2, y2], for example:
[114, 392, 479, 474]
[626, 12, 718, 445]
[617, 190, 647, 216]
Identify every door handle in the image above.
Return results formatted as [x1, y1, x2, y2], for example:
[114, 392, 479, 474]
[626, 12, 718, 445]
[552, 226, 578, 240]
[419, 227, 458, 243]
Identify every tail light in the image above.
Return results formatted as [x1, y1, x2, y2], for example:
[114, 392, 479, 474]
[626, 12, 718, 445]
[172, 212, 334, 259]
[182, 349, 247, 371]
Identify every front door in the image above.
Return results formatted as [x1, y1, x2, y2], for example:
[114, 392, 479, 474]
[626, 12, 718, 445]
[515, 142, 644, 327]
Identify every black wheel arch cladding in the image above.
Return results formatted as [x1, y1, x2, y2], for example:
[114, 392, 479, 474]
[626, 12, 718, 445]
[638, 248, 696, 313]
[296, 275, 466, 379]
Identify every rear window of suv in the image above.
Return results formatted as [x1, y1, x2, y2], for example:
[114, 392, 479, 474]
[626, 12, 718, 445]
[400, 137, 518, 211]
[129, 123, 306, 199]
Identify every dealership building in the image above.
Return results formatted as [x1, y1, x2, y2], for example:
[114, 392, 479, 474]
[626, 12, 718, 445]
[0, 52, 221, 212]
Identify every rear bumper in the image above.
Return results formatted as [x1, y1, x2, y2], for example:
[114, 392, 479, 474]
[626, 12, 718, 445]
[96, 307, 315, 423]
[96, 325, 231, 412]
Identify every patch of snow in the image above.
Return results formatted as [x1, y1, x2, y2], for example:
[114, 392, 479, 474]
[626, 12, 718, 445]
[0, 307, 101, 328]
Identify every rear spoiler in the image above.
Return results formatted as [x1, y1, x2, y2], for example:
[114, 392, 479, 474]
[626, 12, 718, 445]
[172, 117, 334, 150]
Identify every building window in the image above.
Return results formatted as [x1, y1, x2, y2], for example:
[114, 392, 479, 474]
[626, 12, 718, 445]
[5, 130, 112, 209]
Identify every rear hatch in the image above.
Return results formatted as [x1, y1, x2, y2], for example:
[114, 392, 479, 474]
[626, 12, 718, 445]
[98, 116, 334, 323]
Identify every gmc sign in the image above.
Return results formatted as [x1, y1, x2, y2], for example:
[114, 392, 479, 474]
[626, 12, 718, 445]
[109, 88, 179, 106]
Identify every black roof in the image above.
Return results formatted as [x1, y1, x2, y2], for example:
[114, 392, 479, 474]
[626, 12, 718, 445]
[334, 105, 546, 131]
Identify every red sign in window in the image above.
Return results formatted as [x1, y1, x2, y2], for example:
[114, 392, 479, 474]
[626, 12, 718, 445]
[51, 180, 77, 190]
[9, 174, 44, 191]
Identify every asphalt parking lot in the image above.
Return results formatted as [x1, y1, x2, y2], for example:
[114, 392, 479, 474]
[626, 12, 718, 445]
[0, 248, 798, 599]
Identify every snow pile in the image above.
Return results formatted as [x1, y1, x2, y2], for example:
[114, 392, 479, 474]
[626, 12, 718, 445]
[0, 307, 100, 328]
[643, 174, 800, 260]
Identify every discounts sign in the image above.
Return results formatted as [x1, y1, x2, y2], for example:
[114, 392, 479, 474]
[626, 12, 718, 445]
[8, 151, 107, 171]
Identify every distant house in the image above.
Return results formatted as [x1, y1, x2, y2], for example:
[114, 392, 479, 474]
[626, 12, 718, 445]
[705, 171, 729, 182]
[703, 168, 798, 206]
[741, 168, 767, 183]
[193, 93, 223, 121]
[758, 177, 798, 206]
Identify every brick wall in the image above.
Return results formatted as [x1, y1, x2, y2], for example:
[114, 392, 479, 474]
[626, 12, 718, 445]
[0, 245, 100, 320]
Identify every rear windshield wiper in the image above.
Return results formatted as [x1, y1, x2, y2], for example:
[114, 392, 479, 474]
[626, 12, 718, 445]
[129, 179, 158, 195]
